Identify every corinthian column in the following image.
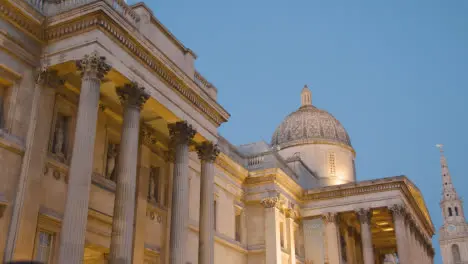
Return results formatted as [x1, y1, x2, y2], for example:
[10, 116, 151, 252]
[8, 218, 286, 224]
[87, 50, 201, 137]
[355, 208, 374, 264]
[168, 121, 196, 264]
[323, 212, 342, 264]
[58, 52, 110, 264]
[261, 195, 282, 264]
[389, 204, 409, 264]
[196, 141, 219, 264]
[108, 82, 149, 264]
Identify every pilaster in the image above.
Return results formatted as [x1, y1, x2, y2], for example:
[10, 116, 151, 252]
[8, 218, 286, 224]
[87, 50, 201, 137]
[3, 68, 64, 261]
[323, 212, 342, 264]
[261, 195, 282, 264]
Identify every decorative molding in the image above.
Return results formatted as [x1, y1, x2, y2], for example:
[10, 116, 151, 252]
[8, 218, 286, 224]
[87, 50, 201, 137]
[116, 81, 150, 110]
[76, 51, 111, 80]
[0, 0, 44, 42]
[196, 141, 219, 162]
[45, 10, 229, 126]
[322, 212, 339, 224]
[168, 121, 196, 146]
[355, 208, 372, 224]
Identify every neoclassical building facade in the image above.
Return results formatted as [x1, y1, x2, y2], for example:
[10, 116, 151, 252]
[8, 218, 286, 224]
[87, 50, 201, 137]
[0, 1, 435, 264]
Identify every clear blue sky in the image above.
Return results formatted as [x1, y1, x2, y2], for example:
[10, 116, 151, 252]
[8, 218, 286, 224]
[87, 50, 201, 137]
[138, 1, 468, 262]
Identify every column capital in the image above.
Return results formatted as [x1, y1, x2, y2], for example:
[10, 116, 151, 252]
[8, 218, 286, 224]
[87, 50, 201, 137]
[168, 121, 196, 146]
[36, 67, 65, 88]
[196, 141, 219, 162]
[355, 208, 372, 224]
[76, 51, 111, 80]
[261, 196, 279, 209]
[388, 204, 406, 218]
[322, 212, 339, 224]
[116, 82, 150, 110]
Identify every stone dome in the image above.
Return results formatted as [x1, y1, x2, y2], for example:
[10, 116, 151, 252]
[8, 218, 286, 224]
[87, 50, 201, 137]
[271, 85, 352, 148]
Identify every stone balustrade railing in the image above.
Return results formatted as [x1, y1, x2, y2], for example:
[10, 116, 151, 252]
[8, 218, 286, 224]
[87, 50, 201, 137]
[25, 0, 140, 26]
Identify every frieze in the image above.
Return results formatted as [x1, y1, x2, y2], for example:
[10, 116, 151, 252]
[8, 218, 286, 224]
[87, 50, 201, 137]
[0, 1, 44, 41]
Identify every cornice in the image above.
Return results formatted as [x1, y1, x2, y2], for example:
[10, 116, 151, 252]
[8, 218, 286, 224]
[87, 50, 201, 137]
[45, 10, 229, 127]
[278, 138, 356, 157]
[244, 168, 303, 200]
[215, 153, 248, 183]
[0, 0, 44, 42]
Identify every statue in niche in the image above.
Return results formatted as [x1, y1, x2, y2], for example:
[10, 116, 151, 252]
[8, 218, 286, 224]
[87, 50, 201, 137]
[148, 167, 160, 202]
[53, 115, 67, 161]
[106, 143, 118, 180]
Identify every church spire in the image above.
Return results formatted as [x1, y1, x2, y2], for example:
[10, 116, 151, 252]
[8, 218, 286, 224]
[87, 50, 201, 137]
[301, 85, 312, 107]
[436, 144, 459, 201]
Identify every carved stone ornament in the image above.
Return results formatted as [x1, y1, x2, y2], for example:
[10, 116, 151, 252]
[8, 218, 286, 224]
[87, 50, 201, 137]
[140, 126, 157, 146]
[36, 67, 65, 88]
[284, 208, 296, 219]
[261, 196, 279, 209]
[388, 204, 406, 218]
[322, 212, 339, 224]
[355, 208, 372, 224]
[116, 81, 150, 110]
[168, 121, 196, 145]
[76, 51, 111, 80]
[196, 141, 220, 162]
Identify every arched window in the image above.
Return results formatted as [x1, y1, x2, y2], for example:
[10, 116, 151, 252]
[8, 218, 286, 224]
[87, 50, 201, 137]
[455, 207, 459, 216]
[452, 244, 461, 263]
[448, 207, 453, 216]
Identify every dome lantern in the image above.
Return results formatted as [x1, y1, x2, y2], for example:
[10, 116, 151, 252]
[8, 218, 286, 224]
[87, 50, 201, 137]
[301, 85, 312, 107]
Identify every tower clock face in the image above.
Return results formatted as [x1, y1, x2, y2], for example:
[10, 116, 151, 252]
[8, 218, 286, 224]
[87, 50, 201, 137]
[448, 224, 456, 232]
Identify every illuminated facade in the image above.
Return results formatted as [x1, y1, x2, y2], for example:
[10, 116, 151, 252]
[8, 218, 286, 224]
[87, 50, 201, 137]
[0, 1, 435, 263]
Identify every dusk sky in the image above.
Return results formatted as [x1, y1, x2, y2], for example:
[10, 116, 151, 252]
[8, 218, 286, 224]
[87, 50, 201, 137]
[138, 1, 468, 262]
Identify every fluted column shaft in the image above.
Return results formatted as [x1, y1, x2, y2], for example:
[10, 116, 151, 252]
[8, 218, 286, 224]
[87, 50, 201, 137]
[344, 227, 356, 264]
[168, 122, 196, 264]
[323, 213, 342, 264]
[58, 53, 110, 264]
[108, 83, 149, 264]
[356, 208, 375, 264]
[197, 142, 219, 264]
[389, 204, 410, 264]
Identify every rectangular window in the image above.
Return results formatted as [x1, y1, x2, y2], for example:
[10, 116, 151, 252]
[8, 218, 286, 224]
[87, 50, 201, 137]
[235, 213, 241, 242]
[328, 152, 336, 177]
[34, 231, 54, 264]
[213, 200, 217, 231]
[280, 222, 285, 248]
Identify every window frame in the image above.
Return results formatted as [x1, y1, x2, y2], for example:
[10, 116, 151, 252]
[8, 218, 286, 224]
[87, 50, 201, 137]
[33, 229, 55, 264]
